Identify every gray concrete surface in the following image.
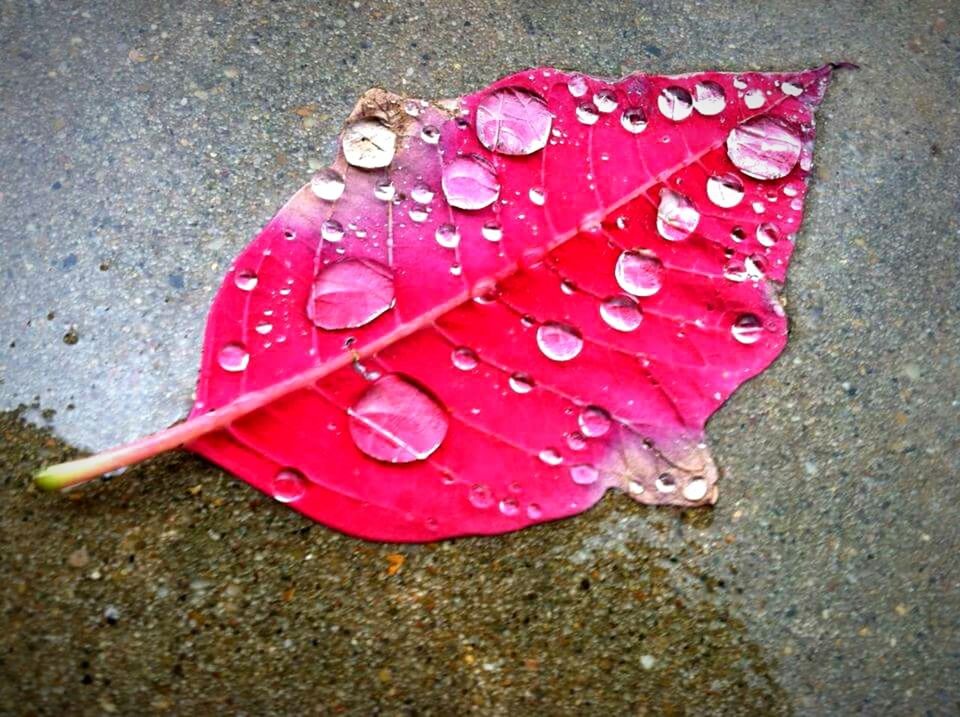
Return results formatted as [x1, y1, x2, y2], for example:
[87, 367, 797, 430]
[1, 0, 958, 714]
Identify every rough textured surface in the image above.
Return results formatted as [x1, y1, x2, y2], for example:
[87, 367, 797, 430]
[0, 1, 957, 714]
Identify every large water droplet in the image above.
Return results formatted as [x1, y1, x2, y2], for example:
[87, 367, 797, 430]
[570, 464, 599, 485]
[706, 173, 745, 208]
[536, 321, 583, 362]
[658, 86, 693, 121]
[373, 179, 396, 202]
[308, 258, 395, 330]
[411, 182, 434, 204]
[348, 374, 448, 463]
[435, 223, 460, 248]
[578, 406, 611, 437]
[234, 269, 258, 291]
[656, 189, 699, 241]
[682, 476, 709, 501]
[468, 483, 494, 509]
[321, 219, 345, 243]
[272, 468, 306, 503]
[615, 250, 663, 297]
[441, 155, 500, 210]
[756, 222, 781, 247]
[620, 107, 647, 134]
[509, 372, 535, 394]
[592, 89, 618, 113]
[218, 342, 249, 372]
[567, 74, 589, 97]
[451, 346, 479, 370]
[342, 118, 396, 169]
[744, 88, 766, 109]
[726, 117, 802, 180]
[731, 314, 763, 344]
[693, 81, 726, 116]
[475, 87, 552, 155]
[575, 103, 599, 125]
[310, 168, 345, 201]
[600, 295, 643, 332]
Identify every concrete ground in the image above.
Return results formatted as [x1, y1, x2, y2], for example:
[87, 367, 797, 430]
[1, 1, 957, 714]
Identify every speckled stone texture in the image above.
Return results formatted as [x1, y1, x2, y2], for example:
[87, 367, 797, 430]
[1, 1, 958, 714]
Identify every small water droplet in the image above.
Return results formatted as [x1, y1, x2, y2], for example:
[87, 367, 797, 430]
[567, 74, 589, 97]
[441, 154, 500, 210]
[615, 250, 662, 297]
[255, 321, 273, 335]
[451, 346, 479, 370]
[655, 473, 677, 493]
[600, 295, 643, 332]
[468, 483, 494, 509]
[449, 263, 463, 276]
[373, 179, 396, 202]
[538, 448, 563, 466]
[723, 258, 748, 282]
[411, 182, 434, 204]
[402, 99, 421, 117]
[731, 226, 747, 243]
[781, 81, 803, 97]
[272, 468, 306, 503]
[620, 107, 647, 134]
[731, 314, 763, 344]
[693, 81, 726, 116]
[727, 117, 802, 180]
[499, 497, 520, 516]
[744, 88, 766, 109]
[308, 258, 395, 330]
[526, 503, 542, 519]
[321, 219, 345, 243]
[218, 342, 249, 372]
[706, 174, 745, 208]
[528, 187, 546, 206]
[435, 223, 460, 248]
[566, 431, 587, 451]
[578, 406, 611, 437]
[658, 86, 693, 121]
[475, 88, 552, 155]
[570, 464, 599, 485]
[682, 476, 709, 501]
[508, 372, 535, 394]
[560, 279, 577, 295]
[234, 269, 258, 291]
[592, 89, 618, 113]
[481, 221, 503, 242]
[756, 222, 781, 247]
[733, 76, 747, 90]
[656, 189, 699, 241]
[420, 124, 440, 144]
[342, 118, 396, 169]
[575, 103, 599, 125]
[408, 205, 428, 223]
[310, 168, 345, 201]
[536, 321, 583, 362]
[744, 254, 766, 280]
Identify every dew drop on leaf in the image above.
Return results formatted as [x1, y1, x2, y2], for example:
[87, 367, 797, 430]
[693, 81, 726, 116]
[620, 107, 647, 134]
[310, 169, 346, 201]
[656, 473, 677, 493]
[234, 269, 258, 291]
[526, 503, 543, 519]
[373, 179, 396, 202]
[658, 86, 693, 121]
[451, 346, 479, 371]
[538, 447, 563, 466]
[566, 431, 587, 451]
[592, 89, 618, 113]
[570, 464, 599, 485]
[308, 258, 395, 330]
[615, 250, 663, 297]
[441, 155, 500, 210]
[782, 81, 803, 97]
[528, 187, 546, 206]
[508, 372, 535, 394]
[726, 116, 802, 180]
[706, 173, 745, 208]
[411, 182, 435, 204]
[348, 374, 448, 463]
[567, 74, 589, 97]
[536, 321, 583, 362]
[271, 468, 307, 503]
[342, 118, 396, 169]
[575, 103, 599, 125]
[435, 223, 460, 248]
[499, 497, 520, 516]
[682, 476, 709, 501]
[600, 294, 643, 332]
[468, 483, 494, 509]
[756, 222, 781, 247]
[578, 405, 612, 437]
[481, 221, 503, 242]
[656, 189, 700, 241]
[321, 219, 345, 243]
[420, 125, 440, 144]
[731, 314, 764, 344]
[475, 87, 552, 155]
[217, 342, 250, 372]
[744, 88, 766, 109]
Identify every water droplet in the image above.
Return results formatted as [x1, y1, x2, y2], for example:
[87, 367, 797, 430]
[308, 258, 395, 330]
[578, 406, 611, 437]
[310, 168, 345, 201]
[449, 263, 462, 276]
[435, 223, 460, 248]
[499, 497, 520, 516]
[744, 254, 766, 280]
[731, 226, 747, 243]
[528, 187, 546, 206]
[567, 74, 589, 97]
[781, 81, 803, 97]
[756, 222, 781, 247]
[566, 431, 587, 451]
[615, 250, 662, 297]
[570, 464, 599, 485]
[408, 205, 428, 223]
[656, 189, 699, 241]
[560, 279, 576, 296]
[255, 321, 273, 335]
[373, 179, 396, 202]
[620, 107, 647, 134]
[744, 88, 766, 109]
[348, 374, 448, 463]
[538, 448, 563, 466]
[451, 346, 479, 371]
[481, 221, 503, 242]
[731, 314, 763, 344]
[575, 103, 599, 125]
[234, 269, 258, 291]
[402, 99, 421, 117]
[536, 321, 583, 362]
[468, 483, 494, 509]
[600, 295, 643, 332]
[693, 81, 726, 116]
[271, 468, 306, 503]
[526, 503, 543, 519]
[342, 118, 396, 169]
[722, 258, 748, 282]
[475, 87, 552, 155]
[658, 86, 693, 121]
[655, 473, 677, 493]
[441, 155, 500, 210]
[682, 476, 708, 501]
[321, 219, 345, 243]
[218, 342, 249, 372]
[592, 89, 618, 113]
[420, 125, 440, 144]
[733, 76, 747, 90]
[706, 173, 745, 208]
[508, 372, 535, 394]
[411, 182, 434, 204]
[726, 117, 802, 180]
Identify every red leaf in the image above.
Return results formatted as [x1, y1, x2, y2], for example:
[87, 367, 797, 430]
[37, 66, 846, 542]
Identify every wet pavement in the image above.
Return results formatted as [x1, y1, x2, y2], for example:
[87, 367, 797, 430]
[1, 1, 958, 714]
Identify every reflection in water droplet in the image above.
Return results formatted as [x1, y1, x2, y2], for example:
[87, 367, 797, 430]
[508, 372, 535, 394]
[536, 321, 583, 362]
[657, 189, 700, 241]
[575, 103, 599, 125]
[255, 321, 273, 335]
[731, 226, 747, 243]
[411, 183, 435, 204]
[403, 99, 421, 117]
[593, 89, 618, 113]
[218, 342, 249, 372]
[727, 117, 802, 180]
[683, 476, 709, 501]
[566, 431, 587, 451]
[706, 174, 745, 208]
[693, 81, 726, 116]
[435, 223, 460, 248]
[499, 497, 520, 516]
[420, 125, 440, 144]
[408, 205, 428, 223]
[528, 187, 546, 206]
[567, 74, 589, 97]
[731, 314, 763, 344]
[615, 250, 663, 297]
[578, 406, 612, 437]
[451, 346, 479, 370]
[655, 473, 677, 493]
[272, 468, 307, 503]
[620, 107, 647, 134]
[234, 269, 258, 291]
[570, 464, 599, 485]
[481, 221, 503, 242]
[441, 155, 500, 210]
[476, 88, 552, 155]
[658, 86, 693, 121]
[321, 219, 345, 242]
[342, 118, 396, 169]
[723, 258, 748, 282]
[560, 279, 576, 296]
[308, 258, 395, 330]
[373, 179, 396, 202]
[744, 88, 766, 109]
[538, 448, 563, 466]
[756, 222, 781, 247]
[526, 503, 542, 519]
[468, 483, 494, 509]
[745, 254, 766, 280]
[348, 374, 448, 463]
[310, 168, 345, 201]
[781, 81, 803, 97]
[600, 295, 643, 332]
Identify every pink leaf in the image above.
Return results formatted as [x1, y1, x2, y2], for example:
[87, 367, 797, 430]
[37, 65, 847, 542]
